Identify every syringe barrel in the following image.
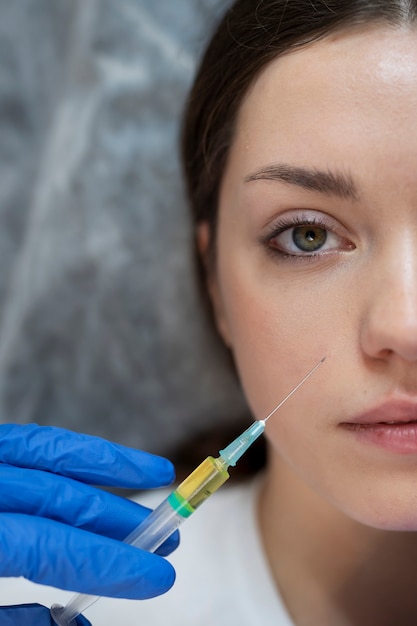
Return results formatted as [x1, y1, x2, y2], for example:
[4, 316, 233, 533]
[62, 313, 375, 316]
[124, 498, 186, 549]
[51, 456, 230, 625]
[173, 456, 229, 512]
[126, 455, 229, 549]
[120, 456, 229, 550]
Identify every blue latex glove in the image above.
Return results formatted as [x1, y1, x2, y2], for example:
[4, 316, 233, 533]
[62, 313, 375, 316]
[0, 603, 91, 625]
[0, 423, 178, 600]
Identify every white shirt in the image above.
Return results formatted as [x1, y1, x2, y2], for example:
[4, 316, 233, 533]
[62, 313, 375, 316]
[0, 478, 294, 625]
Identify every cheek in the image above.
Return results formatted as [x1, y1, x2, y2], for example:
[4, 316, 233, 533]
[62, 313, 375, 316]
[214, 233, 417, 530]
[216, 253, 334, 418]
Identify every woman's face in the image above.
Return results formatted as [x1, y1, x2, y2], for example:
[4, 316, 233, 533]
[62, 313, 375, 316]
[204, 25, 417, 530]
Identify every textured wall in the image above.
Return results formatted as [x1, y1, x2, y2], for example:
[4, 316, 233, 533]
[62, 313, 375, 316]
[0, 0, 248, 455]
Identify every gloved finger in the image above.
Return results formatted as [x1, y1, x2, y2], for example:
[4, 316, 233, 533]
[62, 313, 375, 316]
[0, 513, 176, 599]
[0, 464, 179, 556]
[0, 424, 174, 488]
[0, 604, 91, 626]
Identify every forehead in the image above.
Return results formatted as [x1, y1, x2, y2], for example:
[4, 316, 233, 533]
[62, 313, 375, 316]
[231, 25, 417, 169]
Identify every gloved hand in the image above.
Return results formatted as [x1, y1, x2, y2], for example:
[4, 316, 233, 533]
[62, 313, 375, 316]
[0, 603, 91, 625]
[0, 423, 178, 600]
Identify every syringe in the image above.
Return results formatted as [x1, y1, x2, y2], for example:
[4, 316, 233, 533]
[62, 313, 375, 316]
[50, 358, 324, 626]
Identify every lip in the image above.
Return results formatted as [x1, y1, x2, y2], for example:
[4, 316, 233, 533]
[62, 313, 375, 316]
[340, 398, 417, 454]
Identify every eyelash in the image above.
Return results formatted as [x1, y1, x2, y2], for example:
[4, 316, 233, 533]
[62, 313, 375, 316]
[261, 215, 350, 261]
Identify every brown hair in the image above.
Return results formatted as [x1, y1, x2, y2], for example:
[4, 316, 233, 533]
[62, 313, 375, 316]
[182, 0, 417, 239]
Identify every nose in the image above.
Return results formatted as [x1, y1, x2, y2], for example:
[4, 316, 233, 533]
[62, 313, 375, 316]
[360, 238, 417, 363]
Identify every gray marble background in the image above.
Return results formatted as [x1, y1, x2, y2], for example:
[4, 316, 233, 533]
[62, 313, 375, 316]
[0, 0, 248, 456]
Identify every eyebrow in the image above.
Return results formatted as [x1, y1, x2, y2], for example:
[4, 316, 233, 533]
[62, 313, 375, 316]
[244, 163, 359, 201]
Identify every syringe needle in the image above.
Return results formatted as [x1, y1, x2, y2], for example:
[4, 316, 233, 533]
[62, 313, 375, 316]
[219, 356, 326, 467]
[263, 357, 326, 423]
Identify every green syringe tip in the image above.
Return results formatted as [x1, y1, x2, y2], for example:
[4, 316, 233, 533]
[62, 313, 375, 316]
[219, 420, 265, 467]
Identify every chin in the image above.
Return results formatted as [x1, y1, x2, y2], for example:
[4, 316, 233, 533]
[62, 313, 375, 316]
[344, 500, 417, 532]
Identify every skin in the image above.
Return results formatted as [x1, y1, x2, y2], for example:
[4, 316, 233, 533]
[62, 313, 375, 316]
[199, 24, 417, 625]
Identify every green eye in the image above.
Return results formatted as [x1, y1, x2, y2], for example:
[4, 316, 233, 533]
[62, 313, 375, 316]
[264, 214, 355, 260]
[293, 226, 327, 252]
